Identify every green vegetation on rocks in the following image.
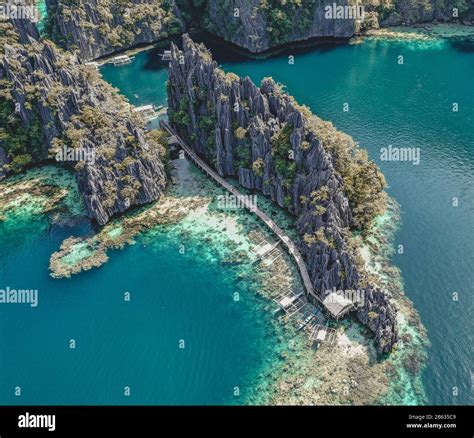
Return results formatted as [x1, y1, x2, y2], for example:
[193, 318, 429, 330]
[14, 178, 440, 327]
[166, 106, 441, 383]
[1, 18, 167, 225]
[306, 115, 387, 232]
[45, 0, 184, 60]
[260, 0, 316, 45]
[0, 23, 45, 173]
[167, 35, 398, 353]
[270, 123, 298, 189]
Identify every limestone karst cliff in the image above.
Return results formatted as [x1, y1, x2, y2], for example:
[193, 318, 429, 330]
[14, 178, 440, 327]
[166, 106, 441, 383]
[45, 0, 184, 61]
[202, 0, 356, 53]
[44, 0, 473, 60]
[200, 0, 473, 51]
[167, 34, 398, 353]
[0, 18, 167, 225]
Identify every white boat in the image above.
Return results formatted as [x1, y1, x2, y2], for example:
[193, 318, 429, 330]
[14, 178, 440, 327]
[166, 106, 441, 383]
[133, 104, 158, 121]
[160, 50, 172, 61]
[113, 55, 134, 66]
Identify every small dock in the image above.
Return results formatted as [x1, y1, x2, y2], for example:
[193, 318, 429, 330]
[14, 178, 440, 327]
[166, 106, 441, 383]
[273, 291, 305, 318]
[273, 290, 325, 332]
[309, 323, 337, 347]
[113, 55, 134, 66]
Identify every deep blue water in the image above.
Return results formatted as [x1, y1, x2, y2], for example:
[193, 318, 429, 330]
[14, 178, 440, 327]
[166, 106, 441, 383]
[100, 35, 474, 405]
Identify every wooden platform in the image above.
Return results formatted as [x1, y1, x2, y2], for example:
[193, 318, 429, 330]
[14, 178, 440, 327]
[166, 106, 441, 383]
[309, 323, 337, 346]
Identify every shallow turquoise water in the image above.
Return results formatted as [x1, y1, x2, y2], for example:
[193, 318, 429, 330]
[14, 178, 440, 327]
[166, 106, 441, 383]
[36, 0, 47, 34]
[101, 35, 474, 405]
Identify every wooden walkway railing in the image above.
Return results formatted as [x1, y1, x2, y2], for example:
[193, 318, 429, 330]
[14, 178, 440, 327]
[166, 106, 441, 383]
[160, 120, 323, 306]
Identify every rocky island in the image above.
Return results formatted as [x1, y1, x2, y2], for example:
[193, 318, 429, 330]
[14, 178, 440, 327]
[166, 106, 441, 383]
[166, 34, 397, 352]
[0, 0, 471, 410]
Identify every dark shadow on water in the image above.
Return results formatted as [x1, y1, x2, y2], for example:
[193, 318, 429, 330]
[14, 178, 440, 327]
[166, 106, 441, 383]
[450, 37, 474, 53]
[142, 36, 181, 71]
[195, 31, 350, 65]
[139, 30, 349, 71]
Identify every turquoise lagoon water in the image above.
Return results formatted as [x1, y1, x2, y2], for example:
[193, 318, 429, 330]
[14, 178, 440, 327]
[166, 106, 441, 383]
[100, 35, 474, 405]
[0, 181, 282, 405]
[36, 1, 47, 34]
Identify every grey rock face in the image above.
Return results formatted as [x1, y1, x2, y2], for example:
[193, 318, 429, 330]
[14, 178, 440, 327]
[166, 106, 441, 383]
[380, 12, 404, 27]
[1, 19, 167, 225]
[0, 147, 10, 180]
[204, 0, 356, 53]
[167, 35, 397, 353]
[45, 0, 184, 61]
[45, 0, 356, 60]
[10, 17, 40, 43]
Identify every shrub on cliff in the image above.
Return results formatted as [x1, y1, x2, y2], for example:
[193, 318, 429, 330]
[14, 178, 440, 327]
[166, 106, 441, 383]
[259, 0, 316, 45]
[306, 116, 387, 232]
[252, 158, 264, 177]
[271, 123, 298, 188]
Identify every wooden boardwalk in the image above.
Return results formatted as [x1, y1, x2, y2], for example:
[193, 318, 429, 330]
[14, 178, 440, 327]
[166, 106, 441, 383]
[160, 121, 324, 307]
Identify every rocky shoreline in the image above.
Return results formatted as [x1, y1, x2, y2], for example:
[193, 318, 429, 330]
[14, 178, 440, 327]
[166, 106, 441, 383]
[0, 154, 429, 405]
[237, 196, 427, 405]
[360, 22, 474, 41]
[49, 165, 209, 278]
[167, 34, 398, 353]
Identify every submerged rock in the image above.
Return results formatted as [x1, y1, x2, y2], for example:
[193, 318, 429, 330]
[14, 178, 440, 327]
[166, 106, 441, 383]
[167, 35, 397, 353]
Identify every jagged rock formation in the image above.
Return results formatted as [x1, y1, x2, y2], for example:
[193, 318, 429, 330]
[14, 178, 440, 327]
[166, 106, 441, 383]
[379, 0, 474, 26]
[45, 0, 184, 61]
[167, 35, 397, 353]
[0, 19, 167, 225]
[203, 0, 474, 51]
[44, 0, 473, 61]
[203, 0, 357, 53]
